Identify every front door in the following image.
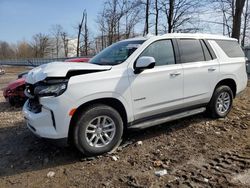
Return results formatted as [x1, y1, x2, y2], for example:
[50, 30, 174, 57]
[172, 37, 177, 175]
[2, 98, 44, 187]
[128, 39, 184, 120]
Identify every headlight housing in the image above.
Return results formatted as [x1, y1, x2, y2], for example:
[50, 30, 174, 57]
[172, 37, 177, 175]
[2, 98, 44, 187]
[33, 79, 68, 97]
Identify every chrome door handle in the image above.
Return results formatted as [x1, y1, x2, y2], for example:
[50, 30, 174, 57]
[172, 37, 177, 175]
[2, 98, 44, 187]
[208, 67, 216, 72]
[170, 72, 181, 76]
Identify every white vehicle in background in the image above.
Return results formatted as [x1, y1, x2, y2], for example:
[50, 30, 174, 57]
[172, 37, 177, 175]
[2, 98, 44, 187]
[23, 33, 248, 156]
[0, 66, 5, 75]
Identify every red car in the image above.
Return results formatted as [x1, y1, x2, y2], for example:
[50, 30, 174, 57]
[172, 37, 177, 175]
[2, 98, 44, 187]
[3, 57, 90, 106]
[65, 57, 91, 63]
[3, 77, 26, 106]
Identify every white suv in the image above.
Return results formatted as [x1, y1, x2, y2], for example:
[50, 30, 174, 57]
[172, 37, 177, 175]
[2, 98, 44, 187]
[23, 33, 248, 156]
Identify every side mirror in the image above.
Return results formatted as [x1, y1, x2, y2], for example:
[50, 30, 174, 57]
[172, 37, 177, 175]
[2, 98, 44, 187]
[134, 56, 155, 73]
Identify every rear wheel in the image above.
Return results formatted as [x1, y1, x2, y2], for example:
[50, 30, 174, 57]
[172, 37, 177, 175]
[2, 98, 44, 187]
[73, 104, 123, 156]
[207, 85, 233, 118]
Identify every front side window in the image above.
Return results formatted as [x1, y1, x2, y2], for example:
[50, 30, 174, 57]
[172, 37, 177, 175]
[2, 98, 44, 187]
[139, 40, 175, 66]
[179, 39, 205, 63]
[90, 40, 145, 65]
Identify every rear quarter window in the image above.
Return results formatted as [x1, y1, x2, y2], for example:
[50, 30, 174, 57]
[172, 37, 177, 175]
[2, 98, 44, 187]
[215, 40, 245, 58]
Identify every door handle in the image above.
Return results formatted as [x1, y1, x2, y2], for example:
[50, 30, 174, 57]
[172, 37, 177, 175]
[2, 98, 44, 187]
[170, 72, 181, 76]
[208, 67, 216, 72]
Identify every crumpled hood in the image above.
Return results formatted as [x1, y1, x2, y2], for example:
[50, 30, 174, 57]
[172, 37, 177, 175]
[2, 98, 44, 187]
[26, 61, 112, 84]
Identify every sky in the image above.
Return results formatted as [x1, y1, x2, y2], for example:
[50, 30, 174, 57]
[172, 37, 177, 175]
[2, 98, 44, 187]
[0, 0, 103, 43]
[0, 0, 228, 44]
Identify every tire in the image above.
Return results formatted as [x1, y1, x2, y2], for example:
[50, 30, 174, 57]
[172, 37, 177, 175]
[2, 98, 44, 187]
[207, 85, 233, 118]
[73, 104, 123, 156]
[8, 96, 16, 106]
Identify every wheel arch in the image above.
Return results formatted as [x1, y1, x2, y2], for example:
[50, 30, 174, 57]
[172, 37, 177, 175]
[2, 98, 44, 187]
[214, 78, 237, 98]
[68, 97, 128, 144]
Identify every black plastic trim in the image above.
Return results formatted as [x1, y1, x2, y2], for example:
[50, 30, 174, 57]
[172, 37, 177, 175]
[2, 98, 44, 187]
[66, 69, 110, 78]
[200, 40, 211, 61]
[204, 40, 217, 59]
[172, 39, 181, 64]
[50, 109, 56, 129]
[128, 103, 207, 127]
[134, 62, 155, 74]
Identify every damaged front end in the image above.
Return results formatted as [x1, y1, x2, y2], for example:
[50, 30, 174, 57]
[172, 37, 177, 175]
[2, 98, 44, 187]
[25, 78, 68, 114]
[25, 78, 68, 98]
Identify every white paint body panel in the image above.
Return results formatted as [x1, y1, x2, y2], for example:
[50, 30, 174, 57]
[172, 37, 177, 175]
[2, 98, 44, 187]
[182, 59, 220, 106]
[26, 62, 111, 84]
[23, 33, 248, 139]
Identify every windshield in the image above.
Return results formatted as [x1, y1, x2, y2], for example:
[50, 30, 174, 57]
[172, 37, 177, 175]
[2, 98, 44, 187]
[90, 40, 145, 65]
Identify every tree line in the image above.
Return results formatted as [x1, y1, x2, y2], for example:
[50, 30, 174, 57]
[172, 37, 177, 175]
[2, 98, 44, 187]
[0, 0, 249, 60]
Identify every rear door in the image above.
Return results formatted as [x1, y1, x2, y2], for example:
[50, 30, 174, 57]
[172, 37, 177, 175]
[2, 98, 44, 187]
[177, 39, 219, 107]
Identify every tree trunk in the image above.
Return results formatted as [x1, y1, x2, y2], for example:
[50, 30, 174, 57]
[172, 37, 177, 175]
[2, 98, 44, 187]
[242, 0, 249, 46]
[144, 0, 150, 35]
[77, 11, 85, 57]
[155, 0, 159, 35]
[84, 12, 88, 56]
[232, 0, 246, 40]
[168, 0, 175, 33]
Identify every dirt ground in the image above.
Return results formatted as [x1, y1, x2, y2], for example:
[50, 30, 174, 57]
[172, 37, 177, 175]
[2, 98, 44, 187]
[0, 66, 250, 188]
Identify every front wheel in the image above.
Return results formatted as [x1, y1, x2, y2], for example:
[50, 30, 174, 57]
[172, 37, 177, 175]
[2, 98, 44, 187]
[207, 85, 233, 118]
[8, 96, 16, 106]
[73, 104, 123, 156]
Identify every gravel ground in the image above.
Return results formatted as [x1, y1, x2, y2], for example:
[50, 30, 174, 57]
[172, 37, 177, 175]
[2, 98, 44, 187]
[0, 66, 250, 188]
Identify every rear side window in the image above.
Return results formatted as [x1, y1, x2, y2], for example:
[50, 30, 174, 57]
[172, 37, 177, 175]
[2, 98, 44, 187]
[216, 40, 245, 58]
[179, 39, 205, 63]
[139, 40, 175, 66]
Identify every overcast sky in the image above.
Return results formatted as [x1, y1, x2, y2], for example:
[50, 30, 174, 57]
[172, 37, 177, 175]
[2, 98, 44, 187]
[0, 0, 103, 43]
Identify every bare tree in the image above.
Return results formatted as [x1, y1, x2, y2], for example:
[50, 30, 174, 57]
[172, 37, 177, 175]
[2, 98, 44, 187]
[50, 24, 63, 58]
[77, 10, 86, 57]
[96, 12, 106, 51]
[155, 0, 159, 35]
[61, 32, 69, 57]
[16, 41, 33, 58]
[95, 0, 143, 51]
[211, 0, 235, 36]
[167, 0, 174, 33]
[242, 0, 249, 46]
[81, 11, 90, 56]
[211, 0, 247, 40]
[0, 41, 15, 59]
[144, 0, 150, 35]
[31, 33, 51, 58]
[103, 0, 120, 45]
[160, 0, 202, 33]
[232, 0, 246, 40]
[124, 5, 142, 38]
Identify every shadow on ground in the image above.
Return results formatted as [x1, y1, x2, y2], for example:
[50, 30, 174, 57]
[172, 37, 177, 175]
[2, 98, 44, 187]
[0, 110, 208, 178]
[0, 101, 23, 112]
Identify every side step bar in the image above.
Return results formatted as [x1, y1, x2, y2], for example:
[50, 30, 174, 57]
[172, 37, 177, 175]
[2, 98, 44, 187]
[129, 107, 206, 130]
